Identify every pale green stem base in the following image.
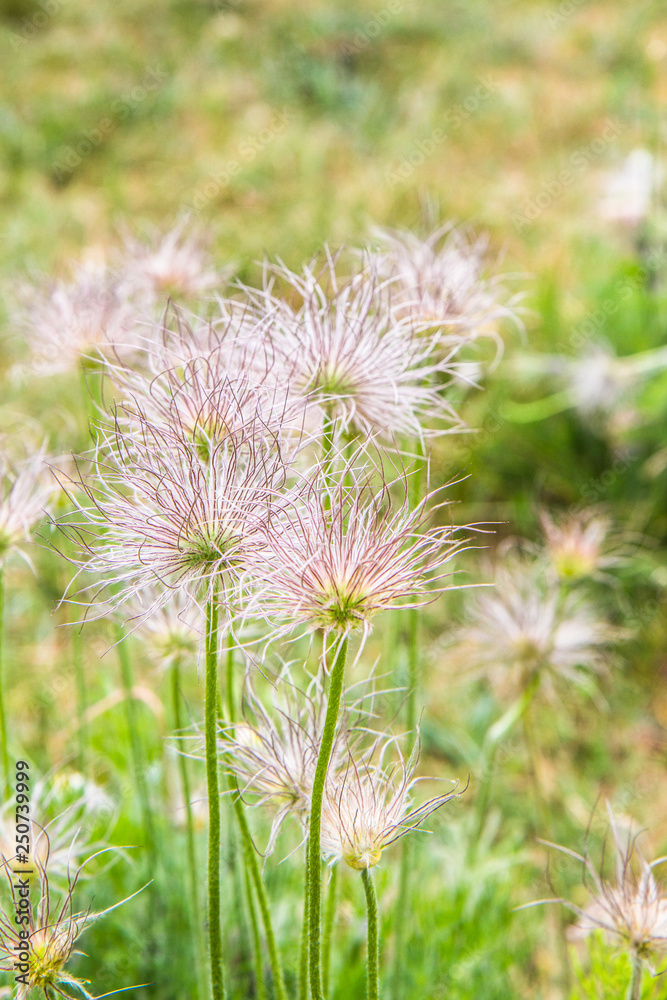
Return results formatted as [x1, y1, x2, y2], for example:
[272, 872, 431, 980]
[468, 674, 541, 862]
[307, 636, 349, 1000]
[522, 699, 551, 837]
[628, 952, 643, 1000]
[362, 868, 380, 1000]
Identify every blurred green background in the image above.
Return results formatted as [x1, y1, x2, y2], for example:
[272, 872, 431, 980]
[2, 2, 667, 999]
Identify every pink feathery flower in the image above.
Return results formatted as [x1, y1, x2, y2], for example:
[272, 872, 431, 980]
[245, 460, 468, 640]
[217, 670, 333, 857]
[56, 404, 289, 622]
[111, 304, 306, 459]
[454, 558, 614, 701]
[118, 216, 229, 302]
[321, 736, 461, 869]
[130, 586, 201, 668]
[0, 842, 143, 1000]
[369, 223, 521, 343]
[0, 445, 56, 568]
[17, 262, 136, 376]
[241, 249, 465, 441]
[539, 506, 638, 584]
[535, 804, 667, 974]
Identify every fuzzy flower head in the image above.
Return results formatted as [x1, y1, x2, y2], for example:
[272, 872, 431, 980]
[18, 262, 135, 376]
[0, 843, 142, 1000]
[456, 560, 611, 699]
[539, 508, 635, 583]
[118, 217, 227, 302]
[370, 223, 519, 341]
[0, 772, 114, 885]
[113, 307, 304, 464]
[131, 587, 200, 668]
[0, 447, 55, 568]
[321, 739, 460, 870]
[539, 805, 667, 971]
[57, 404, 289, 622]
[243, 251, 464, 441]
[247, 461, 467, 640]
[217, 671, 333, 855]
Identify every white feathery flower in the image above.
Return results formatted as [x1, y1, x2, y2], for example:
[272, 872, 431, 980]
[118, 217, 229, 302]
[0, 772, 114, 884]
[56, 405, 289, 622]
[539, 507, 636, 583]
[369, 223, 520, 342]
[0, 844, 143, 1000]
[245, 460, 468, 640]
[112, 306, 306, 460]
[130, 587, 201, 667]
[456, 561, 612, 699]
[0, 446, 55, 568]
[242, 250, 465, 441]
[17, 262, 136, 376]
[538, 804, 667, 973]
[320, 738, 460, 870]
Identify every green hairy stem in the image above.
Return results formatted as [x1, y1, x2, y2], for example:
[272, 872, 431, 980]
[362, 868, 380, 1000]
[307, 635, 349, 1000]
[228, 772, 287, 1000]
[171, 660, 206, 1000]
[299, 871, 310, 1000]
[322, 863, 338, 997]
[204, 592, 225, 1000]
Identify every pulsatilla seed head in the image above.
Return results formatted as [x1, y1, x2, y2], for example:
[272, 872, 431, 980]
[56, 401, 290, 623]
[240, 248, 468, 442]
[535, 803, 667, 973]
[245, 460, 468, 641]
[320, 737, 462, 870]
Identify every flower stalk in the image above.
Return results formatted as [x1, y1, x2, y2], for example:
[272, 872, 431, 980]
[171, 659, 206, 1000]
[393, 439, 425, 1000]
[228, 771, 287, 1000]
[204, 591, 225, 1000]
[222, 642, 287, 1000]
[628, 952, 643, 1000]
[322, 864, 338, 997]
[362, 868, 380, 1000]
[244, 866, 267, 1000]
[307, 636, 349, 1000]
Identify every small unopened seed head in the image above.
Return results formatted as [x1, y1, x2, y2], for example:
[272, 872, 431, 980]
[28, 926, 76, 988]
[538, 804, 667, 973]
[321, 739, 461, 870]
